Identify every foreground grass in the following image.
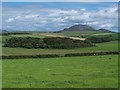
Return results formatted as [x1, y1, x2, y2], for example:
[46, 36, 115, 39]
[3, 55, 118, 88]
[2, 41, 118, 56]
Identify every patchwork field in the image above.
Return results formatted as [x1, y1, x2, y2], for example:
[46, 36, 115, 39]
[1, 32, 119, 88]
[1, 1, 119, 89]
[1, 32, 118, 42]
[2, 41, 118, 56]
[2, 55, 118, 88]
[58, 31, 112, 36]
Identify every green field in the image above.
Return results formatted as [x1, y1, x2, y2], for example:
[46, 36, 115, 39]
[0, 35, 12, 43]
[59, 31, 110, 37]
[1, 32, 118, 88]
[3, 55, 118, 88]
[10, 34, 45, 38]
[2, 41, 118, 56]
[0, 34, 45, 43]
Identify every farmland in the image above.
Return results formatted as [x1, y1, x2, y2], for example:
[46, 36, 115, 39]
[1, 32, 118, 42]
[1, 31, 119, 88]
[57, 31, 114, 37]
[2, 55, 118, 88]
[1, 2, 119, 88]
[1, 31, 118, 56]
[2, 41, 118, 56]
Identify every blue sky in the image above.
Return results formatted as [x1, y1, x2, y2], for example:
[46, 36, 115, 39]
[2, 2, 118, 32]
[2, 0, 119, 2]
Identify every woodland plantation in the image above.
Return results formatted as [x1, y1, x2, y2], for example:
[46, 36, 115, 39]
[4, 37, 93, 49]
[3, 35, 118, 49]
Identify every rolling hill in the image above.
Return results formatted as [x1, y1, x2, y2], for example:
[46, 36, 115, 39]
[58, 24, 113, 33]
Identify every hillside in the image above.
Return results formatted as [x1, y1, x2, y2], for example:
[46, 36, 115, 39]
[58, 24, 113, 33]
[98, 29, 113, 33]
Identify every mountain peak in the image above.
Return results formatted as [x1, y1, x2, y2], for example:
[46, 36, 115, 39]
[59, 24, 113, 33]
[61, 24, 96, 32]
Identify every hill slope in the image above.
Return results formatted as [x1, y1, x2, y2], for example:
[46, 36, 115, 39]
[59, 24, 113, 33]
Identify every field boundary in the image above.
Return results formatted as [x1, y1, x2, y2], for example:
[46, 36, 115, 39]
[1, 51, 119, 59]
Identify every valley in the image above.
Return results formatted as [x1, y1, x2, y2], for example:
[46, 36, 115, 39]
[1, 24, 119, 88]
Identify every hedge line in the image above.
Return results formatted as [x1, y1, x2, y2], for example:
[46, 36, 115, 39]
[65, 51, 119, 57]
[2, 51, 119, 59]
[2, 54, 61, 59]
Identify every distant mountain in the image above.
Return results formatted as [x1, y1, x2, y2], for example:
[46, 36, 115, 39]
[59, 24, 113, 33]
[1, 30, 9, 33]
[61, 24, 96, 32]
[98, 29, 113, 33]
[2, 24, 114, 33]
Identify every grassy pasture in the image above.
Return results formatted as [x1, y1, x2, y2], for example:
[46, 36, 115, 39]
[2, 41, 118, 56]
[2, 55, 118, 88]
[0, 35, 12, 43]
[83, 33, 118, 39]
[58, 31, 113, 37]
[0, 34, 45, 44]
[33, 31, 114, 37]
[1, 32, 118, 88]
[10, 34, 45, 38]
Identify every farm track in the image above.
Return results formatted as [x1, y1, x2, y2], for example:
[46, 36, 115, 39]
[40, 33, 86, 40]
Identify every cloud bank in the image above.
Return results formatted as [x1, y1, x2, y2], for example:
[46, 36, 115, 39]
[2, 2, 118, 32]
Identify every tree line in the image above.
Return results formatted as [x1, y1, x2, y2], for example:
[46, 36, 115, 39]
[4, 37, 94, 49]
[1, 32, 31, 36]
[82, 34, 119, 43]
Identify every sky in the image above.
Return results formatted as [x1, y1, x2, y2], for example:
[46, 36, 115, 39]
[2, 0, 119, 2]
[2, 2, 118, 32]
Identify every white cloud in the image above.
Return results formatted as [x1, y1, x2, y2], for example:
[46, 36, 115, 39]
[15, 16, 22, 20]
[5, 18, 14, 22]
[24, 14, 40, 19]
[93, 6, 118, 19]
[99, 23, 114, 29]
[52, 17, 65, 23]
[3, 4, 118, 32]
[81, 8, 86, 11]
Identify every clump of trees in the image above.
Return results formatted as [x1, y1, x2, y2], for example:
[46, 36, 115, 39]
[4, 37, 44, 49]
[43, 37, 93, 49]
[4, 37, 94, 49]
[87, 36, 112, 43]
[86, 35, 119, 43]
[80, 33, 119, 43]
